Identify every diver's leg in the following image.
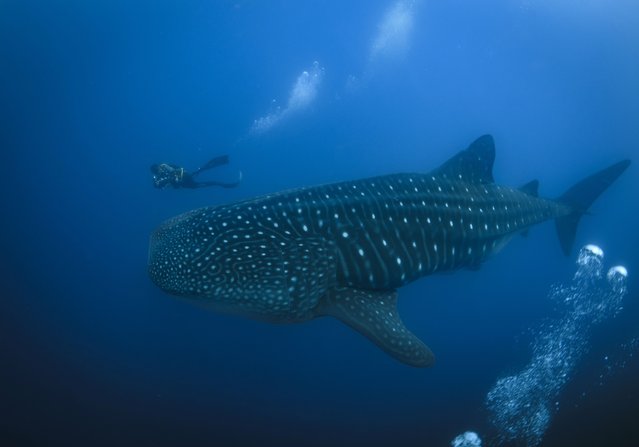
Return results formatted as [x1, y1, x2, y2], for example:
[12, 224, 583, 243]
[193, 170, 242, 189]
[193, 179, 241, 189]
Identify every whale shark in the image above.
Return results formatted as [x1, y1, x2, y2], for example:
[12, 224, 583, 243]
[148, 135, 630, 367]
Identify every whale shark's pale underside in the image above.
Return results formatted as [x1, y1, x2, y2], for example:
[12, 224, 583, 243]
[148, 135, 630, 367]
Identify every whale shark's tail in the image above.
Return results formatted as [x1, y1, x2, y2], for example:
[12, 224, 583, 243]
[555, 159, 631, 256]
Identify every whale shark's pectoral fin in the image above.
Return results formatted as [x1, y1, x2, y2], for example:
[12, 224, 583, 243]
[317, 287, 435, 367]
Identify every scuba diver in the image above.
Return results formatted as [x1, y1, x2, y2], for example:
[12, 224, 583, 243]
[151, 155, 242, 189]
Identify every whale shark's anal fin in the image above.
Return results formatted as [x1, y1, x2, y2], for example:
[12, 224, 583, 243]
[317, 287, 435, 367]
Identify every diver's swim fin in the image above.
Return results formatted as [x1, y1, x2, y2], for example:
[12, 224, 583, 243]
[196, 155, 230, 174]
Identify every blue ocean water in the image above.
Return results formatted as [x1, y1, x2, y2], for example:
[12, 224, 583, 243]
[1, 1, 638, 446]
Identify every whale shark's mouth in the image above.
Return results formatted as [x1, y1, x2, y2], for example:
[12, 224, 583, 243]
[147, 232, 156, 267]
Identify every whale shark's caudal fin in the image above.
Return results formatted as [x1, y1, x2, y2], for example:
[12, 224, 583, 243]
[317, 287, 435, 367]
[555, 159, 631, 256]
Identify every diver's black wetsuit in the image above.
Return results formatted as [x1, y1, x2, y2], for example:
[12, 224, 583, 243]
[151, 155, 241, 189]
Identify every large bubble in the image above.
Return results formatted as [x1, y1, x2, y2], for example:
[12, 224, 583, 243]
[451, 431, 482, 447]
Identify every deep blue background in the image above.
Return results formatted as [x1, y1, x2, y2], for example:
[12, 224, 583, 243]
[1, 1, 638, 446]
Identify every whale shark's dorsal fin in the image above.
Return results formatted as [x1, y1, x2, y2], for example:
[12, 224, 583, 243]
[317, 287, 435, 367]
[433, 134, 495, 184]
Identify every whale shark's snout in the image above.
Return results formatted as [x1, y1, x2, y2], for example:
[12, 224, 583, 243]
[148, 210, 207, 297]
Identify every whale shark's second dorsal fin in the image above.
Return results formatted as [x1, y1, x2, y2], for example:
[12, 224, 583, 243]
[519, 179, 539, 196]
[433, 134, 495, 184]
[317, 287, 435, 367]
